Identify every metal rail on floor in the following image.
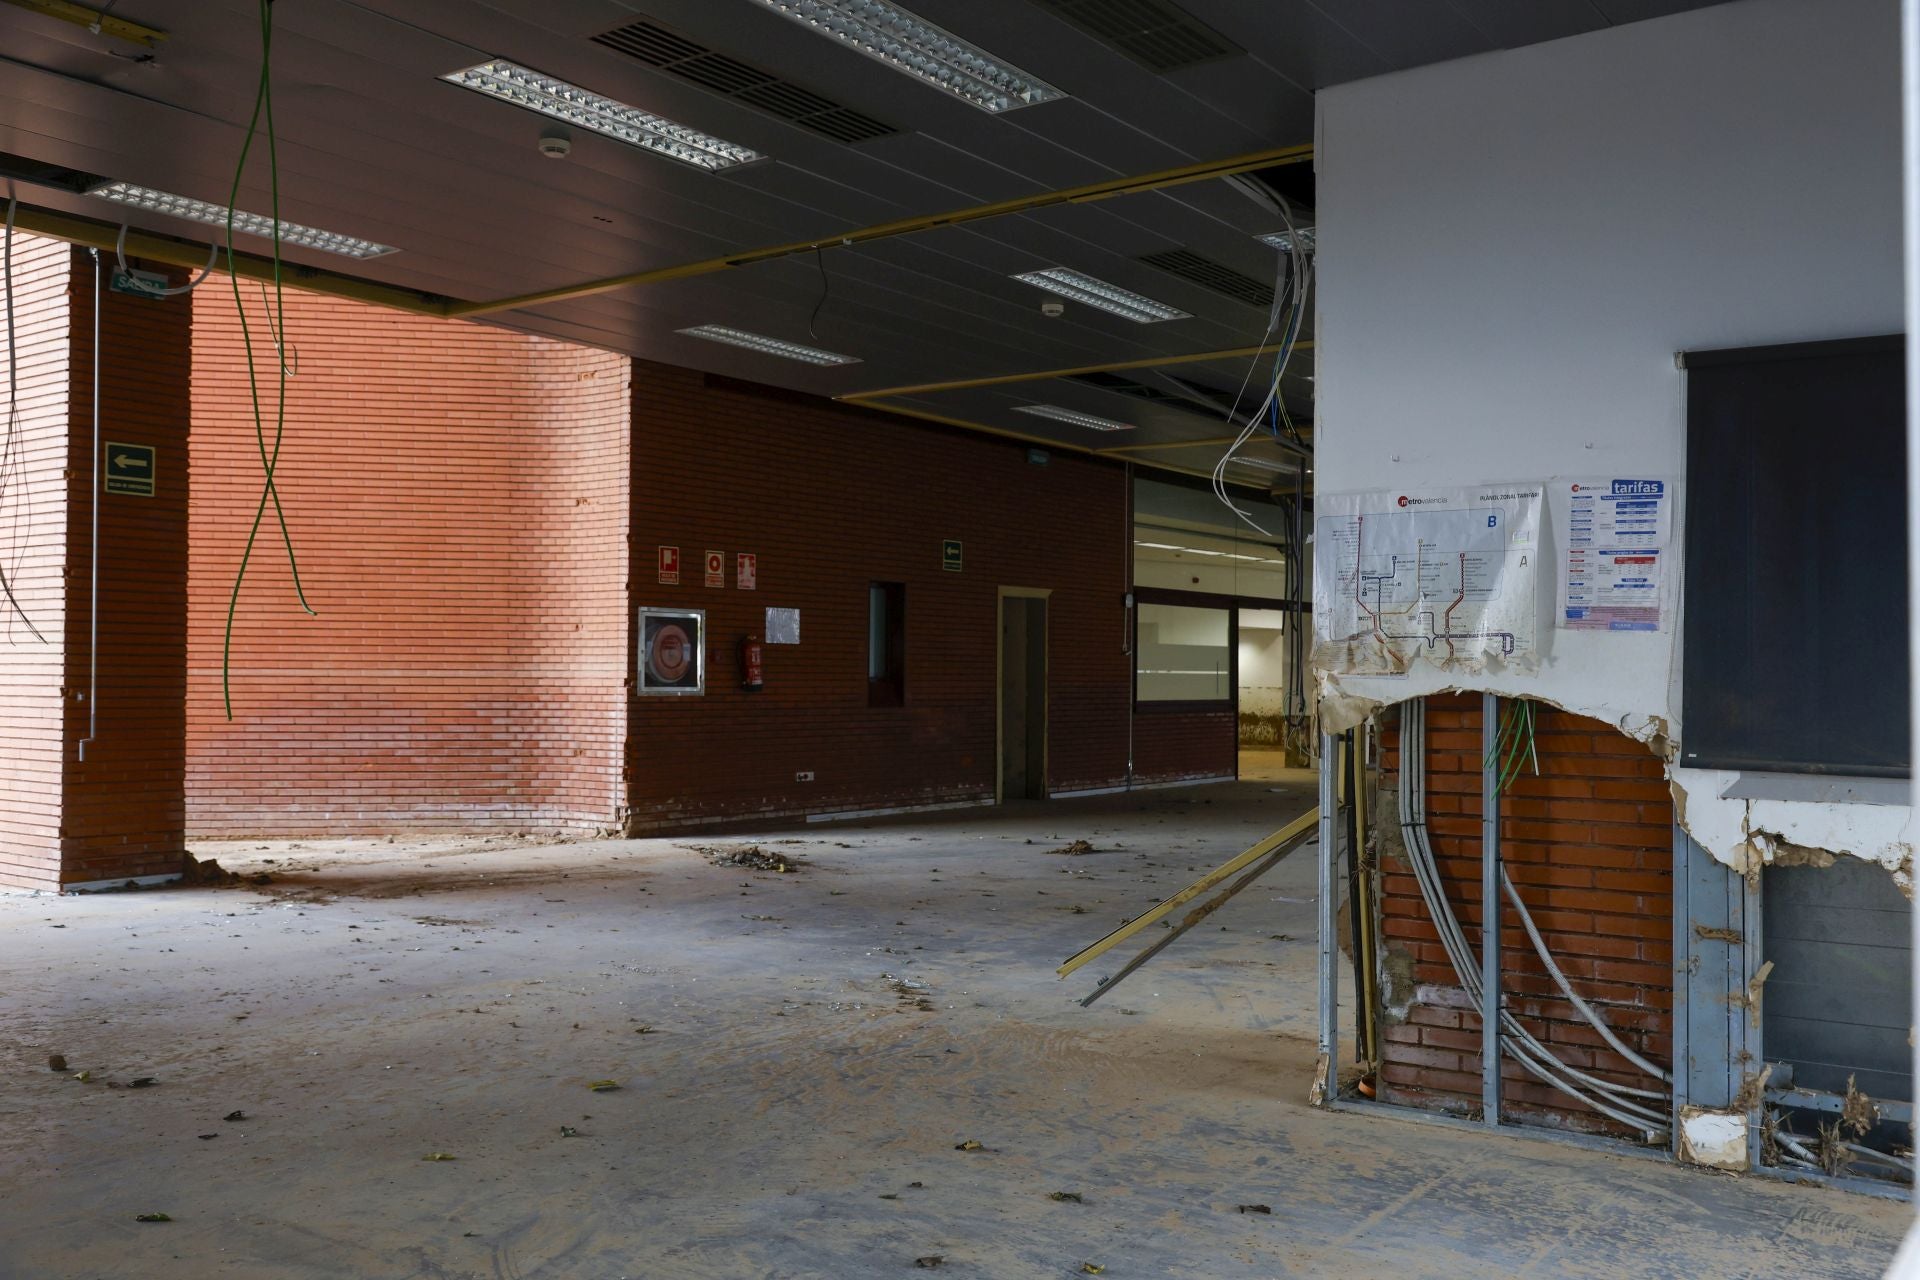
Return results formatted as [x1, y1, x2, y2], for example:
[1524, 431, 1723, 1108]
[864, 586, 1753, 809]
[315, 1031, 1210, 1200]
[1056, 806, 1320, 984]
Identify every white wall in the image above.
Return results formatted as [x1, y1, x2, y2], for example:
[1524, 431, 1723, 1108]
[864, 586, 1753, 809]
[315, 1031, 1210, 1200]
[1238, 608, 1290, 720]
[1315, 0, 1908, 873]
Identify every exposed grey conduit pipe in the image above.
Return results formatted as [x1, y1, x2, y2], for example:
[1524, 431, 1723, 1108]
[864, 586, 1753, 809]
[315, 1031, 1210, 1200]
[1504, 873, 1672, 1084]
[1398, 698, 1669, 1135]
[1403, 698, 1667, 1114]
[76, 248, 99, 764]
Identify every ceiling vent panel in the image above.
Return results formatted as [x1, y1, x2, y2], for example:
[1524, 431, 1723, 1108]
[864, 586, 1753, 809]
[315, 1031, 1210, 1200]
[1031, 0, 1241, 73]
[593, 19, 899, 145]
[1137, 249, 1274, 308]
[1068, 371, 1182, 404]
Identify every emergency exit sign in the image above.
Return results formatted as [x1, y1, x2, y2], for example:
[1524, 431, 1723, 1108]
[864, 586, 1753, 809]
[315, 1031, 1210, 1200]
[103, 443, 156, 497]
[942, 540, 963, 573]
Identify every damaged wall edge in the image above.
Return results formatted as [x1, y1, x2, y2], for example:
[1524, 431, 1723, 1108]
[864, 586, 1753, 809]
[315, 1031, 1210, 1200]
[1317, 669, 1914, 888]
[1312, 0, 1908, 887]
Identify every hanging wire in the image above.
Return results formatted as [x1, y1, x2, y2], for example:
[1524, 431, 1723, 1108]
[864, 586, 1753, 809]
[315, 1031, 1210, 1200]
[114, 222, 217, 297]
[808, 245, 831, 342]
[256, 279, 298, 377]
[1212, 180, 1312, 536]
[220, 0, 316, 720]
[0, 193, 46, 642]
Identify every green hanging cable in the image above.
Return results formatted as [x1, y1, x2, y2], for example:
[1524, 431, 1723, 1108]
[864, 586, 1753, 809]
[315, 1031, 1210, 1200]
[1483, 696, 1521, 772]
[221, 0, 315, 720]
[1493, 699, 1539, 795]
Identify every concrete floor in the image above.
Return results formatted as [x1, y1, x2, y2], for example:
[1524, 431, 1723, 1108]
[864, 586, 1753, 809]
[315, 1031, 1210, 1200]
[0, 772, 1906, 1279]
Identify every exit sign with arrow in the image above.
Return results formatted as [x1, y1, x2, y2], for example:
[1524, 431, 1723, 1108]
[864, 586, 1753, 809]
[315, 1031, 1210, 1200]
[104, 443, 156, 497]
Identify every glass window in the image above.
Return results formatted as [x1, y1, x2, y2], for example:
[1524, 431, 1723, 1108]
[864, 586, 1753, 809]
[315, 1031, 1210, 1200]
[1136, 602, 1231, 702]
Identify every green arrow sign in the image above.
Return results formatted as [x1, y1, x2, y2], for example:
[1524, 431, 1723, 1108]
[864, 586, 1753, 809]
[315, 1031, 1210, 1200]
[104, 442, 156, 497]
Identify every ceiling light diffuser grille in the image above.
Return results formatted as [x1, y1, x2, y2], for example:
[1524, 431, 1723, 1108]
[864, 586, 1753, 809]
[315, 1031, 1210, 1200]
[441, 60, 763, 171]
[678, 324, 860, 366]
[89, 182, 396, 259]
[1030, 0, 1240, 73]
[1257, 227, 1316, 253]
[743, 0, 1064, 114]
[593, 20, 899, 145]
[1137, 248, 1274, 308]
[1014, 268, 1190, 324]
[1013, 404, 1135, 431]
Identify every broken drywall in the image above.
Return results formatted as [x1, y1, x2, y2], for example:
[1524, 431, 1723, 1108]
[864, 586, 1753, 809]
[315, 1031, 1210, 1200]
[1678, 1107, 1749, 1171]
[1320, 666, 1916, 884]
[1671, 764, 1914, 889]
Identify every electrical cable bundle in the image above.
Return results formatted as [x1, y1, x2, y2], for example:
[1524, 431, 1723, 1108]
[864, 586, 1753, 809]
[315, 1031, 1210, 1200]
[1211, 175, 1312, 537]
[1397, 696, 1672, 1138]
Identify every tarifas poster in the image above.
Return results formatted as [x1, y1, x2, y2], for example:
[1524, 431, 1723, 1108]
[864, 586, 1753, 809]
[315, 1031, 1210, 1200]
[1560, 478, 1671, 632]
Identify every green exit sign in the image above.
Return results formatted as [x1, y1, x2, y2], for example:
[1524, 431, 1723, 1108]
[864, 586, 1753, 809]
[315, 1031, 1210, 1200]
[942, 539, 963, 573]
[104, 443, 156, 497]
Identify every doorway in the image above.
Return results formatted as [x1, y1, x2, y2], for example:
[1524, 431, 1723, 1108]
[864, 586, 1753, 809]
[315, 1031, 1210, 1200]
[998, 590, 1049, 802]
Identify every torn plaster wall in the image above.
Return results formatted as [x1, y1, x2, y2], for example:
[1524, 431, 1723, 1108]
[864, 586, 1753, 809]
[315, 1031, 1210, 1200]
[1673, 771, 1914, 887]
[1314, 0, 1904, 875]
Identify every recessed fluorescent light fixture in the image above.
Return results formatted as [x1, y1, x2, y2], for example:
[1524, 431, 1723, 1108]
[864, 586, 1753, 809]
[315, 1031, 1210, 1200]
[1014, 268, 1189, 324]
[678, 324, 860, 366]
[1229, 455, 1291, 472]
[1257, 226, 1316, 253]
[89, 182, 396, 259]
[441, 60, 762, 172]
[1013, 404, 1134, 432]
[744, 0, 1064, 114]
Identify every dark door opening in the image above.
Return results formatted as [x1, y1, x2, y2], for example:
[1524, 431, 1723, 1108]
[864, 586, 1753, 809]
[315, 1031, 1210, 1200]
[998, 593, 1048, 802]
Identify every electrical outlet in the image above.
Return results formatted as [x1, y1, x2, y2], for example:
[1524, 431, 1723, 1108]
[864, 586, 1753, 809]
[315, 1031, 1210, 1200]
[795, 770, 815, 783]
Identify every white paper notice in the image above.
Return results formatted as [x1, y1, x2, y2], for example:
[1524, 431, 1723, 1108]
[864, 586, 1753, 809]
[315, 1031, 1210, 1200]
[1313, 484, 1543, 676]
[1560, 479, 1671, 632]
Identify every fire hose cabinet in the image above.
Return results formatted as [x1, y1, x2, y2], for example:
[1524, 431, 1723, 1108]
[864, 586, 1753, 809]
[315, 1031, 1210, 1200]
[638, 607, 705, 695]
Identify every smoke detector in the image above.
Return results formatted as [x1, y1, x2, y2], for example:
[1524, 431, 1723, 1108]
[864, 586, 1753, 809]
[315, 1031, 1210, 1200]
[537, 131, 572, 159]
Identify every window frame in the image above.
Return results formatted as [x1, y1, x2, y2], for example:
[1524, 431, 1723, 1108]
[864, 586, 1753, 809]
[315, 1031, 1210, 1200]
[867, 580, 906, 708]
[1131, 588, 1239, 712]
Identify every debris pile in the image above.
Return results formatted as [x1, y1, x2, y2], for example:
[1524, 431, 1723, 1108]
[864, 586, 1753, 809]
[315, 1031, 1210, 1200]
[698, 845, 808, 873]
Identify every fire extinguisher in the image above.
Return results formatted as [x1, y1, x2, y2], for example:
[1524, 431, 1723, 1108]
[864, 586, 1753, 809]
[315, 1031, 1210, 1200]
[739, 634, 764, 691]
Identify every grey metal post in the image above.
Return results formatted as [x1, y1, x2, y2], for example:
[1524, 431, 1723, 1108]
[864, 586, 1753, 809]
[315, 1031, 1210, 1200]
[1316, 731, 1339, 1100]
[1481, 692, 1502, 1126]
[1902, 0, 1920, 1251]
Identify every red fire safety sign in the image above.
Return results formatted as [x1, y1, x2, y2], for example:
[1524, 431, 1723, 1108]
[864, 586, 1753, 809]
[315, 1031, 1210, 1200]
[704, 550, 725, 588]
[658, 545, 680, 585]
[736, 553, 757, 590]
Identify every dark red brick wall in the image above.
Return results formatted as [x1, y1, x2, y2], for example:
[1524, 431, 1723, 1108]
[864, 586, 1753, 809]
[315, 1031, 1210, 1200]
[186, 285, 628, 835]
[626, 367, 1145, 828]
[62, 250, 193, 885]
[0, 240, 192, 890]
[1132, 706, 1238, 785]
[1377, 693, 1673, 1134]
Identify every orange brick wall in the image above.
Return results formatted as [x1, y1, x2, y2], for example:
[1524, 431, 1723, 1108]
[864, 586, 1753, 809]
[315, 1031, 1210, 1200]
[1377, 693, 1673, 1134]
[626, 368, 1151, 828]
[186, 285, 629, 835]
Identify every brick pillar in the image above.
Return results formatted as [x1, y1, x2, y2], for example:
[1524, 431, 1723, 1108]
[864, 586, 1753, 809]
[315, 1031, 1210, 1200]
[0, 238, 189, 891]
